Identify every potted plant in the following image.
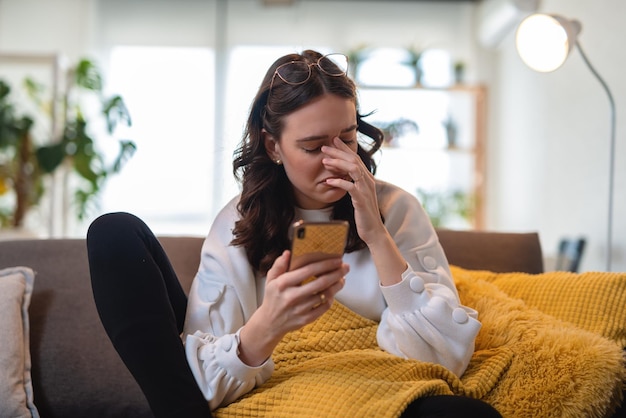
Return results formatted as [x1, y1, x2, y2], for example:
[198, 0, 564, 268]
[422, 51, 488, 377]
[442, 114, 458, 148]
[406, 45, 423, 85]
[416, 188, 475, 228]
[0, 58, 135, 230]
[376, 118, 419, 146]
[453, 60, 466, 85]
[346, 44, 371, 81]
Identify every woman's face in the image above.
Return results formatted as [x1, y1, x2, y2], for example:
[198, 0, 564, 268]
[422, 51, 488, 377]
[265, 94, 358, 210]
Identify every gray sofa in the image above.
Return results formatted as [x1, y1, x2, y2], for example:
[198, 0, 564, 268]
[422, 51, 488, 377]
[0, 229, 547, 417]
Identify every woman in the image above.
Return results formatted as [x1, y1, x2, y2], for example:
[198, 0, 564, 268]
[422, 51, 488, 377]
[88, 50, 499, 418]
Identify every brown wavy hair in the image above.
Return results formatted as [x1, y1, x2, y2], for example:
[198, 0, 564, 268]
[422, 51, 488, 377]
[231, 50, 384, 274]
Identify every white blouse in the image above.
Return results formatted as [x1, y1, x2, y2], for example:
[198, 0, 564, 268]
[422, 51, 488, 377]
[183, 180, 481, 410]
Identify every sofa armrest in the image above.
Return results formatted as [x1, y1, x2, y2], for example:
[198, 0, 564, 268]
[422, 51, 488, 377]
[436, 229, 544, 274]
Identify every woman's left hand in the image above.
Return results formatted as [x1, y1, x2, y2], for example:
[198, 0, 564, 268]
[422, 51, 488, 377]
[322, 137, 385, 245]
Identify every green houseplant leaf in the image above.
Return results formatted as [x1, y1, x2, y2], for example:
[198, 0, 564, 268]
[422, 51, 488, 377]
[73, 59, 103, 92]
[102, 95, 131, 134]
[36, 143, 66, 174]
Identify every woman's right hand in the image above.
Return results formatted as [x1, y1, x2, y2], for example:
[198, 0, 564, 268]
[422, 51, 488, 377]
[237, 250, 348, 366]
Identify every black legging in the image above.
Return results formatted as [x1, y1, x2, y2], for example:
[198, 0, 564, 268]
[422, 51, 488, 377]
[87, 212, 501, 418]
[87, 212, 212, 418]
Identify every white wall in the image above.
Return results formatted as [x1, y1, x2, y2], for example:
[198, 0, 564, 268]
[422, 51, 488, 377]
[490, 0, 626, 272]
[1, 0, 624, 272]
[0, 0, 95, 58]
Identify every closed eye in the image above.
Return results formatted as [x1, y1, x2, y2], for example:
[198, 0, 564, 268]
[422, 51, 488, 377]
[298, 125, 357, 153]
[303, 146, 323, 154]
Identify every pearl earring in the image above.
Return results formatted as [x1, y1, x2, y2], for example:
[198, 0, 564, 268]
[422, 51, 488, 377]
[275, 159, 282, 165]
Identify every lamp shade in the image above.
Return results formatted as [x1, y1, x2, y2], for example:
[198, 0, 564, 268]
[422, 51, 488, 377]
[516, 14, 582, 72]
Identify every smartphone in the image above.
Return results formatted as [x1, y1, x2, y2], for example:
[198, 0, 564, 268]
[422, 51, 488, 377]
[288, 220, 349, 284]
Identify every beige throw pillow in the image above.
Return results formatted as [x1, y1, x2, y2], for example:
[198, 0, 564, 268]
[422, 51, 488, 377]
[0, 267, 39, 418]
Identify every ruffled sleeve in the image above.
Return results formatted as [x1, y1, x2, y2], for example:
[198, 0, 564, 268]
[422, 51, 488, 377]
[182, 197, 274, 409]
[377, 265, 480, 376]
[184, 329, 274, 409]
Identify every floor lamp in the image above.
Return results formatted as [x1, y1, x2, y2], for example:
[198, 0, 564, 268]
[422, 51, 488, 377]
[515, 14, 616, 271]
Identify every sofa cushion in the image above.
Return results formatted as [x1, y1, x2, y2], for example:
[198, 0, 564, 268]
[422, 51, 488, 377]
[437, 229, 544, 274]
[0, 266, 39, 418]
[157, 236, 203, 294]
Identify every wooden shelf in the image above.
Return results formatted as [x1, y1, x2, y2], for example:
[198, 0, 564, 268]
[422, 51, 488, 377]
[359, 84, 487, 229]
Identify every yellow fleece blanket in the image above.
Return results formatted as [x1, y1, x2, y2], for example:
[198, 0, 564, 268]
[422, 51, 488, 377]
[216, 269, 626, 418]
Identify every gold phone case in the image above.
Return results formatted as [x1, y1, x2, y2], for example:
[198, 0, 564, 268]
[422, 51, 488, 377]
[289, 220, 349, 283]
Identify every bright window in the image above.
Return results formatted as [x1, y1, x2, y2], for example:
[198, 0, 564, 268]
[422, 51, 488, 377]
[102, 46, 215, 236]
